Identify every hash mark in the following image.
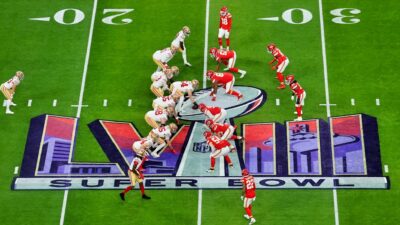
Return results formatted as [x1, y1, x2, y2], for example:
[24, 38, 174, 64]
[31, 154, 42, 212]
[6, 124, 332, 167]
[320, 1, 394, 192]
[376, 99, 380, 106]
[53, 99, 57, 107]
[103, 99, 108, 107]
[276, 98, 280, 106]
[351, 98, 355, 106]
[128, 99, 132, 107]
[28, 99, 32, 107]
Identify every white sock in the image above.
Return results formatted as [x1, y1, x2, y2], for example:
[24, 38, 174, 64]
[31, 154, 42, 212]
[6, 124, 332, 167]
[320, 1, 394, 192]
[6, 99, 11, 111]
[182, 48, 188, 64]
[239, 70, 246, 74]
[154, 142, 166, 154]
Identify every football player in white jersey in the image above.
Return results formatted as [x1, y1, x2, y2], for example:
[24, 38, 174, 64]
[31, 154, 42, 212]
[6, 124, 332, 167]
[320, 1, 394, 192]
[152, 47, 178, 72]
[150, 66, 179, 97]
[170, 79, 199, 103]
[144, 106, 175, 128]
[148, 123, 178, 158]
[152, 93, 180, 110]
[1, 71, 24, 114]
[171, 26, 192, 67]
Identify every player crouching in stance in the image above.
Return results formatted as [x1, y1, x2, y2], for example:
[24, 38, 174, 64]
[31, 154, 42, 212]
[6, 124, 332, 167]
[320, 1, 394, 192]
[147, 123, 178, 158]
[209, 47, 246, 78]
[204, 119, 243, 141]
[144, 106, 175, 128]
[198, 103, 227, 123]
[152, 46, 178, 72]
[241, 169, 256, 225]
[203, 131, 235, 172]
[150, 66, 179, 97]
[267, 43, 289, 89]
[120, 148, 151, 201]
[171, 26, 192, 66]
[1, 71, 24, 114]
[152, 93, 180, 110]
[285, 75, 306, 121]
[206, 70, 243, 101]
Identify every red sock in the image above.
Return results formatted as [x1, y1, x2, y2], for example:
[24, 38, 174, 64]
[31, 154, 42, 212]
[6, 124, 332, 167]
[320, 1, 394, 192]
[277, 72, 284, 83]
[249, 205, 252, 210]
[211, 157, 216, 168]
[229, 90, 240, 97]
[123, 186, 133, 194]
[296, 106, 302, 117]
[139, 183, 145, 195]
[229, 67, 239, 73]
[224, 156, 232, 164]
[230, 135, 238, 140]
[218, 38, 222, 47]
[245, 207, 253, 217]
[226, 38, 230, 47]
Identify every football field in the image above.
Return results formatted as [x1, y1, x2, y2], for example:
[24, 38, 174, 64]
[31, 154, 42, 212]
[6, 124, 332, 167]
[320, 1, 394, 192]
[0, 0, 399, 225]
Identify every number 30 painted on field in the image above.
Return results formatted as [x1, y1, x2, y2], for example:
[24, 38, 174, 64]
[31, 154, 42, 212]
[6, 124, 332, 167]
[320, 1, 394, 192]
[280, 8, 361, 25]
[53, 8, 134, 25]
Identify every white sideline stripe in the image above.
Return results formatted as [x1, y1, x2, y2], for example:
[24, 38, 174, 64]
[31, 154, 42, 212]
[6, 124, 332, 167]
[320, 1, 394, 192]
[14, 166, 19, 175]
[53, 99, 57, 107]
[318, 0, 339, 225]
[257, 17, 280, 21]
[29, 17, 51, 21]
[202, 0, 210, 89]
[376, 98, 380, 106]
[276, 98, 280, 106]
[128, 99, 132, 107]
[351, 98, 355, 106]
[319, 103, 336, 106]
[28, 99, 32, 107]
[384, 165, 389, 173]
[60, 1, 98, 225]
[219, 158, 224, 176]
[103, 99, 108, 107]
[197, 189, 203, 225]
[71, 104, 88, 107]
[2, 100, 6, 107]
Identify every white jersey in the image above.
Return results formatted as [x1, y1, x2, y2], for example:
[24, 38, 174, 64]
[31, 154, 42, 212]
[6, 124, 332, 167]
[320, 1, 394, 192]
[151, 71, 169, 89]
[151, 126, 172, 141]
[171, 30, 187, 48]
[153, 48, 175, 63]
[171, 81, 194, 94]
[133, 139, 152, 151]
[146, 109, 169, 122]
[153, 95, 176, 109]
[3, 76, 20, 89]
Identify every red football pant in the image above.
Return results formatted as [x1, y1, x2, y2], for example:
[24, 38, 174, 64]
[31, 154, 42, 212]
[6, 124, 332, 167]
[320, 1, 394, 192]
[296, 106, 303, 117]
[226, 38, 230, 47]
[211, 157, 216, 169]
[139, 183, 145, 195]
[277, 72, 284, 83]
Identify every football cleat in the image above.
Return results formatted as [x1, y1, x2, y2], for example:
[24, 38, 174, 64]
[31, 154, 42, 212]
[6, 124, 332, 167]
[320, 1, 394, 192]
[240, 71, 247, 79]
[228, 163, 234, 168]
[237, 94, 243, 100]
[6, 110, 14, 115]
[242, 169, 249, 176]
[277, 84, 286, 89]
[206, 168, 215, 173]
[119, 192, 125, 201]
[10, 102, 17, 106]
[249, 217, 256, 225]
[142, 194, 151, 200]
[285, 75, 295, 85]
[267, 43, 276, 53]
[294, 117, 303, 121]
[184, 62, 192, 67]
[244, 214, 250, 220]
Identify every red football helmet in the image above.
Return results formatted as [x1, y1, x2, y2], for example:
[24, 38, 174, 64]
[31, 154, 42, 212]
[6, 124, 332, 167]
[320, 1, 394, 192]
[198, 103, 206, 112]
[220, 6, 228, 16]
[206, 70, 215, 80]
[242, 169, 249, 176]
[204, 119, 214, 127]
[209, 47, 218, 59]
[267, 43, 276, 53]
[285, 75, 295, 85]
[203, 131, 212, 139]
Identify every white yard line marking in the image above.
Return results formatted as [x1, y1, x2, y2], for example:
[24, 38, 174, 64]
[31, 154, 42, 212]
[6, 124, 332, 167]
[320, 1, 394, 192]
[276, 98, 280, 106]
[202, 0, 210, 89]
[60, 1, 98, 225]
[257, 17, 280, 21]
[14, 166, 19, 175]
[2, 100, 6, 107]
[384, 165, 389, 173]
[319, 103, 336, 106]
[376, 98, 380, 106]
[318, 0, 339, 225]
[219, 158, 224, 176]
[53, 99, 57, 107]
[29, 17, 51, 21]
[351, 98, 355, 106]
[197, 189, 203, 225]
[27, 99, 32, 107]
[70, 104, 88, 107]
[128, 99, 132, 107]
[103, 99, 108, 107]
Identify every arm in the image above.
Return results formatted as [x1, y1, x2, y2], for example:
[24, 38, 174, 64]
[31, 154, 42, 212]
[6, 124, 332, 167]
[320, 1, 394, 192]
[227, 16, 232, 32]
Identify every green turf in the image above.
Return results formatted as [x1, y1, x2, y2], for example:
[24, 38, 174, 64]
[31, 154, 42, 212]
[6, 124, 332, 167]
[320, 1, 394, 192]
[0, 0, 399, 224]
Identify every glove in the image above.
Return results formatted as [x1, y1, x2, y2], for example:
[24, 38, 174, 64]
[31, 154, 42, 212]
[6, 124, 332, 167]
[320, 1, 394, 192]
[271, 66, 276, 71]
[241, 196, 244, 201]
[192, 102, 199, 109]
[291, 95, 295, 101]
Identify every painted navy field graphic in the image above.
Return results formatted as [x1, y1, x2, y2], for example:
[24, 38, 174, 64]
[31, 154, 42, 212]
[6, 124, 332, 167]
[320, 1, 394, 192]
[12, 87, 388, 190]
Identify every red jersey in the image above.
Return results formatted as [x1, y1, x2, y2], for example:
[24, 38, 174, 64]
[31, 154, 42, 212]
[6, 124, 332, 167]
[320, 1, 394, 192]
[290, 81, 304, 96]
[211, 72, 233, 85]
[270, 47, 287, 65]
[206, 135, 231, 150]
[241, 175, 256, 198]
[215, 49, 235, 62]
[210, 123, 231, 137]
[205, 106, 221, 116]
[219, 13, 232, 31]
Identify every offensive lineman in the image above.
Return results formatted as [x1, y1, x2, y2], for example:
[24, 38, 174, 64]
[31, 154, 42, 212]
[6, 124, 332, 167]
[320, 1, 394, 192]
[150, 66, 179, 97]
[204, 131, 235, 173]
[209, 47, 246, 78]
[1, 71, 24, 114]
[152, 47, 178, 72]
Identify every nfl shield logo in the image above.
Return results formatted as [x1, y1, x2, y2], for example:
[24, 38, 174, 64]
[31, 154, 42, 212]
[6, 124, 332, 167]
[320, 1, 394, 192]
[193, 141, 211, 153]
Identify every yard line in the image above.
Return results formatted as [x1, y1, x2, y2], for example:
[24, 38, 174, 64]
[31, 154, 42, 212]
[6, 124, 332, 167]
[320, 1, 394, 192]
[318, 0, 339, 225]
[197, 189, 203, 225]
[351, 98, 355, 106]
[53, 99, 57, 107]
[376, 98, 380, 106]
[202, 0, 210, 88]
[276, 98, 280, 106]
[14, 166, 19, 175]
[27, 99, 32, 107]
[384, 165, 389, 173]
[103, 99, 108, 107]
[128, 99, 132, 107]
[319, 103, 336, 106]
[70, 104, 88, 107]
[60, 1, 98, 225]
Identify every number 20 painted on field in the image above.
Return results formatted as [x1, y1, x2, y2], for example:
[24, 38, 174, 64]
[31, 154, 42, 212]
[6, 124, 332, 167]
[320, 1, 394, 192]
[53, 8, 134, 25]
[277, 8, 361, 24]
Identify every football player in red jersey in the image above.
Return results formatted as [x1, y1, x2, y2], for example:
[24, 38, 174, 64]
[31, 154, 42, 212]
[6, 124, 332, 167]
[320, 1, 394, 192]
[285, 75, 306, 121]
[206, 70, 243, 101]
[204, 119, 243, 141]
[204, 131, 235, 172]
[198, 103, 227, 123]
[209, 47, 246, 78]
[120, 150, 151, 201]
[241, 169, 256, 225]
[267, 43, 289, 89]
[218, 6, 232, 50]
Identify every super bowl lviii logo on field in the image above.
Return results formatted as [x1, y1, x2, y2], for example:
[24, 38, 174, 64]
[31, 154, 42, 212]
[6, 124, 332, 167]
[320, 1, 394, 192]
[12, 86, 389, 190]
